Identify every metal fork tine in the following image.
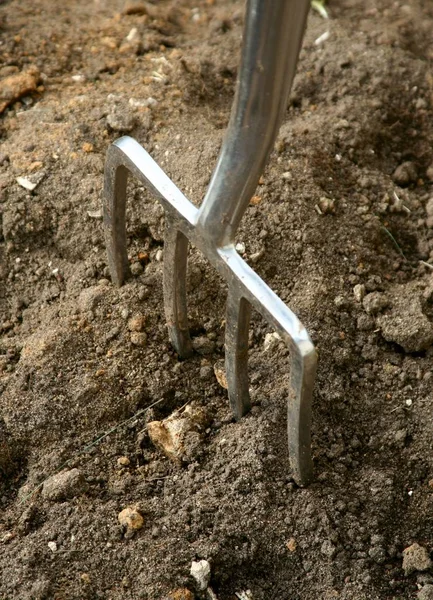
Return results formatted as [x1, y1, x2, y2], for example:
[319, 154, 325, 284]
[163, 219, 193, 358]
[286, 346, 316, 485]
[225, 291, 252, 420]
[104, 164, 130, 287]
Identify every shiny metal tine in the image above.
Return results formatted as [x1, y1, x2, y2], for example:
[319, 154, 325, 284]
[251, 300, 315, 486]
[163, 217, 193, 358]
[103, 161, 130, 287]
[285, 340, 316, 486]
[225, 290, 252, 420]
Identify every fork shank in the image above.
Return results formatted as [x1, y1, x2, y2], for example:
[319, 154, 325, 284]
[163, 218, 193, 358]
[197, 0, 310, 247]
[104, 164, 130, 286]
[225, 291, 252, 420]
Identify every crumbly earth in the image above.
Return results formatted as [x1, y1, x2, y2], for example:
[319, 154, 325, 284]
[1, 0, 433, 599]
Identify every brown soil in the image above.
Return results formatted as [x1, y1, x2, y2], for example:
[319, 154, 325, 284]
[1, 1, 433, 599]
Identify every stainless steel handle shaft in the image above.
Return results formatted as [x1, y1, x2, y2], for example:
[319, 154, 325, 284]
[197, 0, 310, 247]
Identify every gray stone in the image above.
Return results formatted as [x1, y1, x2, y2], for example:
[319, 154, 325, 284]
[42, 468, 87, 501]
[107, 107, 136, 132]
[192, 336, 215, 355]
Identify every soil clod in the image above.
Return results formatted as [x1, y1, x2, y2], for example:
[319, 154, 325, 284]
[402, 543, 433, 576]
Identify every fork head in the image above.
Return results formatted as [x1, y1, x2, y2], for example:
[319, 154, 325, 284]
[103, 136, 317, 485]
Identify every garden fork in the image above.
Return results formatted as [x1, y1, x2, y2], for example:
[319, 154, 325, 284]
[103, 0, 317, 485]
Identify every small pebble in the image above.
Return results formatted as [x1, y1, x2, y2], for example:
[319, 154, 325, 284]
[392, 161, 418, 186]
[192, 336, 215, 355]
[118, 506, 144, 532]
[126, 27, 139, 43]
[147, 412, 200, 462]
[16, 175, 39, 191]
[107, 107, 136, 133]
[213, 360, 228, 389]
[318, 197, 335, 214]
[128, 314, 146, 332]
[117, 456, 130, 467]
[47, 541, 57, 553]
[130, 332, 147, 347]
[190, 559, 211, 591]
[353, 284, 366, 303]
[264, 331, 281, 351]
[42, 468, 87, 501]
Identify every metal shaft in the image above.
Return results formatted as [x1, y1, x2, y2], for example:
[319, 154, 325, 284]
[197, 0, 310, 247]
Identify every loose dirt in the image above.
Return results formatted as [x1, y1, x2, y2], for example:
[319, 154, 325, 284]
[1, 1, 433, 599]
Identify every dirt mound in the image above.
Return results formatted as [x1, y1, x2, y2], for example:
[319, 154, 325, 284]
[1, 0, 433, 598]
